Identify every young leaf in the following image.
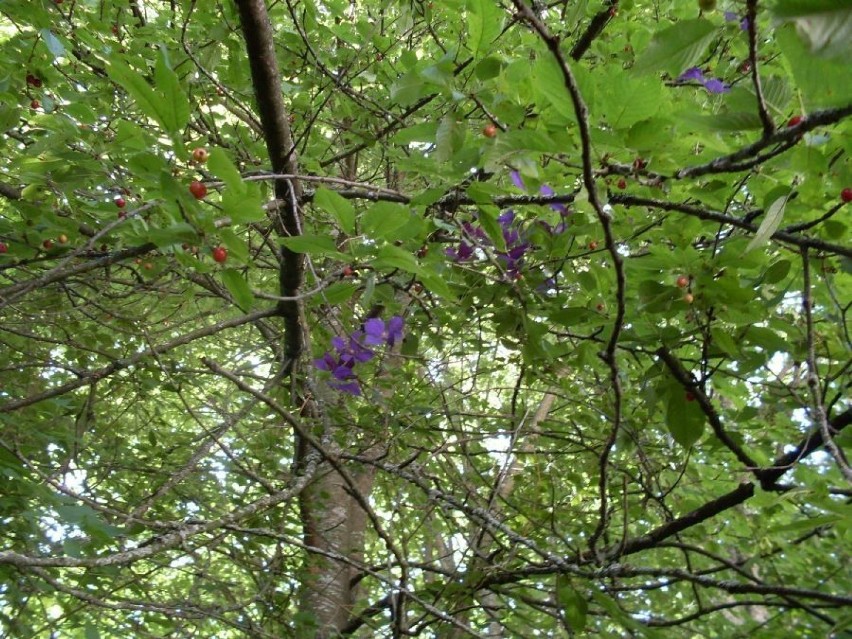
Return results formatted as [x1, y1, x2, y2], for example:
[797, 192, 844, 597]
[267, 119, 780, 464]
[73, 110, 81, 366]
[745, 195, 788, 253]
[313, 187, 356, 235]
[221, 268, 254, 311]
[633, 19, 718, 77]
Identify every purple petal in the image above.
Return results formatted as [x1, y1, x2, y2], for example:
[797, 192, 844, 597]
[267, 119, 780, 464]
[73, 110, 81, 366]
[331, 336, 346, 352]
[332, 364, 355, 380]
[387, 316, 404, 339]
[507, 244, 528, 260]
[331, 381, 362, 395]
[510, 170, 526, 190]
[724, 11, 738, 21]
[540, 184, 555, 196]
[503, 229, 520, 246]
[704, 79, 729, 94]
[445, 247, 458, 259]
[740, 17, 750, 31]
[678, 67, 705, 83]
[363, 318, 385, 345]
[497, 210, 515, 228]
[313, 354, 332, 371]
[456, 242, 474, 261]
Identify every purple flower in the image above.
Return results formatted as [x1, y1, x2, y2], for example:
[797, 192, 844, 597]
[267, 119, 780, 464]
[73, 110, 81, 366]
[510, 170, 526, 190]
[678, 67, 705, 83]
[363, 318, 386, 346]
[724, 11, 737, 21]
[331, 381, 361, 395]
[740, 17, 750, 31]
[704, 78, 729, 94]
[362, 316, 405, 347]
[540, 184, 569, 215]
[497, 210, 515, 228]
[386, 316, 404, 346]
[313, 352, 337, 372]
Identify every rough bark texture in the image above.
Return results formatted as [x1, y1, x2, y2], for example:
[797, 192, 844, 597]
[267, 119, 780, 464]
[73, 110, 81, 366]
[234, 2, 369, 636]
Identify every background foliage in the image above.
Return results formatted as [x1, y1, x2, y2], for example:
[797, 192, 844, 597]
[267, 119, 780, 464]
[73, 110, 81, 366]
[0, 0, 850, 637]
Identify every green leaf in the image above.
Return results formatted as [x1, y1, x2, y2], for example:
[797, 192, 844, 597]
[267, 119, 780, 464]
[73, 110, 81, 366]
[280, 234, 347, 258]
[746, 194, 788, 253]
[466, 0, 503, 57]
[373, 244, 419, 273]
[533, 56, 575, 121]
[665, 383, 706, 448]
[362, 201, 411, 240]
[556, 576, 588, 632]
[208, 148, 246, 195]
[633, 19, 718, 77]
[600, 73, 665, 129]
[313, 187, 356, 235]
[154, 51, 190, 134]
[106, 60, 165, 131]
[40, 29, 66, 58]
[221, 269, 254, 311]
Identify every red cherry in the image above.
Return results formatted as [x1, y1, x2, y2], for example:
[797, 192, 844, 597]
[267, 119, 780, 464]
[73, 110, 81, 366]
[30, 99, 40, 110]
[683, 293, 694, 304]
[115, 197, 126, 208]
[841, 188, 852, 203]
[676, 275, 689, 288]
[0, 242, 8, 254]
[632, 157, 646, 171]
[685, 391, 696, 402]
[787, 115, 803, 127]
[617, 178, 627, 190]
[596, 302, 605, 312]
[342, 265, 354, 277]
[189, 180, 207, 199]
[211, 246, 227, 263]
[192, 147, 209, 163]
[43, 239, 54, 249]
[482, 124, 497, 138]
[588, 241, 598, 250]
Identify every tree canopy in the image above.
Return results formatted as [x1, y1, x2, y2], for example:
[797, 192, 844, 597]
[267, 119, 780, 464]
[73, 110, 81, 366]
[0, 0, 850, 637]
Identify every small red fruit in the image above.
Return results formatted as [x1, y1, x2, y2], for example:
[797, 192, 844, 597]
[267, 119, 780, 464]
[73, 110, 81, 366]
[596, 302, 605, 312]
[588, 241, 598, 250]
[685, 391, 696, 402]
[211, 246, 227, 263]
[617, 178, 627, 190]
[632, 157, 646, 171]
[192, 147, 209, 163]
[342, 265, 354, 277]
[676, 275, 689, 288]
[0, 242, 8, 254]
[26, 73, 42, 87]
[482, 124, 497, 138]
[787, 115, 803, 127]
[43, 239, 54, 249]
[683, 292, 694, 304]
[841, 188, 852, 203]
[416, 245, 429, 258]
[115, 197, 126, 208]
[30, 99, 40, 110]
[58, 234, 68, 244]
[189, 180, 207, 199]
[143, 262, 153, 270]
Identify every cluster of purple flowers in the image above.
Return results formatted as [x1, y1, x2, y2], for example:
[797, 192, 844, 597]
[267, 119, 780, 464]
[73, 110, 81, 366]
[678, 67, 730, 94]
[445, 171, 570, 280]
[313, 316, 404, 395]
